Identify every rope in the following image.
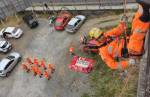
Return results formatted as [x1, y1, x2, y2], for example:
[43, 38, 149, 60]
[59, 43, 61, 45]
[117, 0, 137, 97]
[123, 0, 127, 16]
[118, 66, 137, 97]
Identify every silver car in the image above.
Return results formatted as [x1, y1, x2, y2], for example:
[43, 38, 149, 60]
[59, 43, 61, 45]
[65, 15, 86, 33]
[0, 52, 21, 77]
[0, 38, 12, 53]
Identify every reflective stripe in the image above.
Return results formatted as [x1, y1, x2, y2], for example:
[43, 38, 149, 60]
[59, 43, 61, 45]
[114, 48, 119, 58]
[108, 46, 113, 54]
[117, 62, 122, 70]
[138, 5, 143, 14]
[134, 28, 143, 33]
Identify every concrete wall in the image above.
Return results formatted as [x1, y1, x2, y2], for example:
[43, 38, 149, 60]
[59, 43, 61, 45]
[137, 30, 150, 97]
[0, 0, 31, 20]
[0, 0, 135, 20]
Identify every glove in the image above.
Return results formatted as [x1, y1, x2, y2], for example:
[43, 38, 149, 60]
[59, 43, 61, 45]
[128, 58, 136, 66]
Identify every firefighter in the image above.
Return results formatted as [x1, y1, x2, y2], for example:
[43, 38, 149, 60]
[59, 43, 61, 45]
[48, 64, 55, 73]
[36, 68, 43, 78]
[34, 57, 39, 67]
[40, 59, 47, 70]
[128, 3, 150, 56]
[44, 71, 50, 80]
[99, 2, 149, 70]
[31, 66, 37, 76]
[22, 64, 30, 73]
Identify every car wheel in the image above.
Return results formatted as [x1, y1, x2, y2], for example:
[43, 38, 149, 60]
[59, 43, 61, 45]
[5, 73, 8, 77]
[18, 57, 22, 62]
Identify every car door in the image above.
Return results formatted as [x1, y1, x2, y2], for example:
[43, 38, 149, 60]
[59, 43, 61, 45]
[4, 60, 14, 73]
[75, 20, 81, 30]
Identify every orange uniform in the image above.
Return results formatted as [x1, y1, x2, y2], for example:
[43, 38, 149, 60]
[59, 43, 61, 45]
[22, 64, 30, 72]
[99, 5, 149, 70]
[99, 39, 128, 70]
[26, 57, 33, 65]
[128, 5, 149, 55]
[99, 21, 128, 70]
[34, 58, 39, 67]
[40, 59, 47, 70]
[36, 68, 42, 78]
[31, 66, 38, 76]
[48, 64, 55, 73]
[44, 71, 50, 80]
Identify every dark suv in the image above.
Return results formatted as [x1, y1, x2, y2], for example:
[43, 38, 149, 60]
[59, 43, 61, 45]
[23, 14, 38, 28]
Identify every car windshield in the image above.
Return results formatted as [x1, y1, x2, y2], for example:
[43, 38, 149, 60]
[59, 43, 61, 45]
[12, 28, 18, 34]
[76, 17, 81, 20]
[1, 42, 8, 48]
[67, 25, 74, 29]
[7, 55, 15, 60]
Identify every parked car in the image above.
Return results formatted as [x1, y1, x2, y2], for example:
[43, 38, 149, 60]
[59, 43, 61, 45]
[0, 27, 23, 39]
[54, 11, 72, 31]
[0, 38, 11, 53]
[23, 14, 38, 28]
[0, 52, 21, 77]
[65, 15, 86, 33]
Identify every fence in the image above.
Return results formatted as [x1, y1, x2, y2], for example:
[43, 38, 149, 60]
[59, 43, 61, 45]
[0, 0, 135, 20]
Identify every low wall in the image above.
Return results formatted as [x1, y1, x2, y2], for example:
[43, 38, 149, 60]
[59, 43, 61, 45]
[137, 30, 150, 97]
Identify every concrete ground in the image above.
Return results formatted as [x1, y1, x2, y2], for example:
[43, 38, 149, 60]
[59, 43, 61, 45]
[0, 12, 134, 97]
[0, 18, 91, 97]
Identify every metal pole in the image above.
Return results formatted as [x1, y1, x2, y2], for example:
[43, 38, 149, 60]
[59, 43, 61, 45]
[99, 0, 101, 9]
[84, 0, 88, 10]
[72, 0, 77, 11]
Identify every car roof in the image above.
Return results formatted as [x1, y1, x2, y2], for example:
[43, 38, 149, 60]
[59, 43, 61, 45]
[4, 27, 15, 33]
[68, 18, 79, 25]
[0, 59, 10, 71]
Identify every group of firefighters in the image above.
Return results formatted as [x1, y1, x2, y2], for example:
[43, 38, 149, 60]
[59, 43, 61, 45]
[22, 57, 55, 80]
[98, 1, 150, 70]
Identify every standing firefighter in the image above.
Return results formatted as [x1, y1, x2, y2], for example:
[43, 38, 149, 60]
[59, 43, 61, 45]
[99, 2, 150, 70]
[128, 0, 150, 56]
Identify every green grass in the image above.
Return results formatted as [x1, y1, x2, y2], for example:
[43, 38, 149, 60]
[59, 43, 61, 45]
[78, 50, 138, 97]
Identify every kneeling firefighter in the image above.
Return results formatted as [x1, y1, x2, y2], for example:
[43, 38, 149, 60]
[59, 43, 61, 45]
[99, 1, 150, 70]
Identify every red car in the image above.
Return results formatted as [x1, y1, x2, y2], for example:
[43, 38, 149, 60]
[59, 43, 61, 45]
[54, 11, 72, 31]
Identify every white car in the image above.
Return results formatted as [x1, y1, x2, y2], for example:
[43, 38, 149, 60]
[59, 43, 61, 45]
[0, 52, 21, 77]
[65, 15, 86, 33]
[0, 38, 12, 53]
[0, 27, 23, 39]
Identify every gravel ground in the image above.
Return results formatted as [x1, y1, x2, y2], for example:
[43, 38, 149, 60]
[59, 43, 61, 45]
[0, 18, 91, 97]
